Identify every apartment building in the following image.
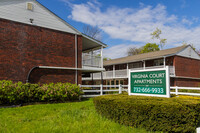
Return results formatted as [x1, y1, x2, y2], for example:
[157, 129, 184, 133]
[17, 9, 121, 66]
[0, 0, 107, 84]
[83, 45, 200, 87]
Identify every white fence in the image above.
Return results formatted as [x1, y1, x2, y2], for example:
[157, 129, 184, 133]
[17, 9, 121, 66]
[82, 66, 175, 80]
[80, 85, 200, 97]
[80, 84, 128, 97]
[170, 86, 200, 96]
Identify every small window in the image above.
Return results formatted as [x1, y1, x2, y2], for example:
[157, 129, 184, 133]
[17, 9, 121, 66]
[153, 59, 164, 66]
[27, 2, 34, 11]
[120, 80, 124, 85]
[129, 62, 142, 69]
[116, 80, 119, 85]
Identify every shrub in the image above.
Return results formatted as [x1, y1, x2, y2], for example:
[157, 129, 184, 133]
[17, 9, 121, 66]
[93, 94, 200, 133]
[40, 82, 82, 102]
[0, 80, 82, 105]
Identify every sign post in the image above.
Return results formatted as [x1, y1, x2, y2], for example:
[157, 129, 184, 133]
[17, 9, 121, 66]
[128, 66, 170, 98]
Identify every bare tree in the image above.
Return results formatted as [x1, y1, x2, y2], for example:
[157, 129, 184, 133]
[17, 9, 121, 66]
[83, 25, 102, 41]
[127, 46, 143, 56]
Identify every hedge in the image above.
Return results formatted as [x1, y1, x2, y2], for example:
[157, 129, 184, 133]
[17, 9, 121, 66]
[93, 94, 200, 133]
[0, 80, 82, 105]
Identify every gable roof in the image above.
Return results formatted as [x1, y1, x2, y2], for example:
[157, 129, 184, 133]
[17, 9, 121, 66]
[0, 0, 107, 49]
[0, 0, 80, 34]
[35, 0, 81, 35]
[104, 45, 189, 66]
[35, 0, 107, 49]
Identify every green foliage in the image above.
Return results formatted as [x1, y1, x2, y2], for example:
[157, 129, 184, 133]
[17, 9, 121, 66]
[140, 43, 160, 53]
[0, 80, 82, 105]
[93, 94, 200, 133]
[151, 28, 167, 49]
[96, 54, 111, 61]
[127, 46, 143, 56]
[103, 57, 111, 61]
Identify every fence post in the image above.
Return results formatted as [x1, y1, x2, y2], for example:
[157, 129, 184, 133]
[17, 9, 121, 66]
[78, 84, 81, 101]
[119, 84, 122, 94]
[100, 84, 103, 95]
[175, 86, 178, 95]
[196, 127, 200, 133]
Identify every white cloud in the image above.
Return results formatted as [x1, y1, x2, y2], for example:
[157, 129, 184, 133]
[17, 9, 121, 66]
[68, 1, 200, 58]
[103, 44, 140, 59]
[182, 17, 193, 25]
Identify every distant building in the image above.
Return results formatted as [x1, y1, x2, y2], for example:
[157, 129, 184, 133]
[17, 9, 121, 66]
[0, 0, 107, 84]
[83, 45, 200, 87]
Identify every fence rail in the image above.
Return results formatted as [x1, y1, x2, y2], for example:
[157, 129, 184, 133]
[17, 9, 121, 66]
[82, 66, 175, 80]
[81, 85, 200, 97]
[80, 84, 128, 97]
[170, 86, 200, 96]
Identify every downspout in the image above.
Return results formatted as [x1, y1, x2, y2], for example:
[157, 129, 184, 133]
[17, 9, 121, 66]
[75, 34, 78, 84]
[101, 46, 103, 68]
[26, 66, 39, 83]
[143, 60, 146, 69]
[163, 56, 166, 67]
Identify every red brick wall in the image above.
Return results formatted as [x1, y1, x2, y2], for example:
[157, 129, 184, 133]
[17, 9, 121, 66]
[174, 56, 200, 78]
[173, 56, 200, 87]
[172, 78, 200, 87]
[0, 18, 82, 84]
[29, 68, 76, 84]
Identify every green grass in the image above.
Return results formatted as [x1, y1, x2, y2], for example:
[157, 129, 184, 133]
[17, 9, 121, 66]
[0, 98, 153, 133]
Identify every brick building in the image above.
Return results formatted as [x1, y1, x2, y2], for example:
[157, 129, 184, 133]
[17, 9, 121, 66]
[83, 45, 200, 87]
[0, 0, 107, 84]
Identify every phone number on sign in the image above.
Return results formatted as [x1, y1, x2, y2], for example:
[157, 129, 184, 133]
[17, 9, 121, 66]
[133, 87, 164, 94]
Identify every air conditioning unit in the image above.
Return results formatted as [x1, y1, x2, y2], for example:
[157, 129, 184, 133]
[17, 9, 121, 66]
[26, 2, 33, 11]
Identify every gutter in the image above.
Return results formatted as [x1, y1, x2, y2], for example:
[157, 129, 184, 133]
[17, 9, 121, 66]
[104, 56, 168, 66]
[26, 66, 105, 83]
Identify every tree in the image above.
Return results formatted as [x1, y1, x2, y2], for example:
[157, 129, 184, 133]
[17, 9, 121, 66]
[140, 43, 160, 53]
[127, 43, 160, 56]
[96, 54, 111, 61]
[151, 28, 167, 50]
[127, 47, 143, 56]
[103, 57, 111, 61]
[83, 25, 102, 41]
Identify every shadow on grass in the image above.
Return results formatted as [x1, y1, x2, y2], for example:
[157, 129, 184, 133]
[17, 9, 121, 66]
[0, 97, 92, 108]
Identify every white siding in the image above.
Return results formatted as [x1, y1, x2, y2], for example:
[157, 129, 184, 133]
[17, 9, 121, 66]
[0, 0, 80, 34]
[177, 46, 200, 60]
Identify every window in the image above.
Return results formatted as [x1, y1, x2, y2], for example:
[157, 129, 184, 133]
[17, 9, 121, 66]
[120, 80, 124, 85]
[128, 62, 142, 69]
[27, 2, 33, 11]
[111, 80, 115, 85]
[153, 59, 164, 66]
[116, 80, 119, 85]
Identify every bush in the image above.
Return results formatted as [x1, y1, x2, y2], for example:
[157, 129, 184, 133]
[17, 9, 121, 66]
[40, 82, 82, 102]
[0, 80, 82, 105]
[93, 94, 200, 133]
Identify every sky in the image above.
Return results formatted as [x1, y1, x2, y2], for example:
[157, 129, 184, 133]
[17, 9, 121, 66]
[38, 0, 200, 59]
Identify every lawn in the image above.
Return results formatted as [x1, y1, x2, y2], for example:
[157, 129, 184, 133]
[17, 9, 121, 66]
[0, 98, 153, 133]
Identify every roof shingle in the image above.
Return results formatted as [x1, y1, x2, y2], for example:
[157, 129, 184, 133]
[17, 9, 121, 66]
[104, 45, 187, 66]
